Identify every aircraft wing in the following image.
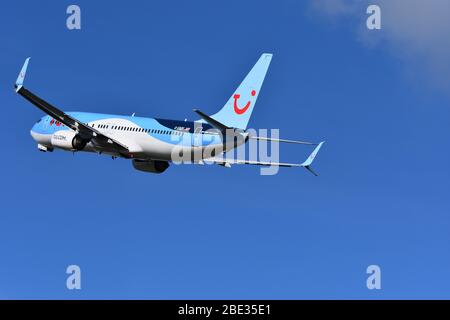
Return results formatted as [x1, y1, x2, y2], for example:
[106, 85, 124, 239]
[205, 141, 325, 176]
[15, 58, 130, 154]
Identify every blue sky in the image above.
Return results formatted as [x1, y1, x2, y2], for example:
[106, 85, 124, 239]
[1, 0, 449, 299]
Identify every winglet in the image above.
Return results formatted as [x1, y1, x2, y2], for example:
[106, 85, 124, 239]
[15, 57, 31, 91]
[301, 141, 325, 176]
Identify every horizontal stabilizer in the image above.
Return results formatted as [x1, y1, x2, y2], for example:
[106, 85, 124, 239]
[193, 109, 230, 132]
[248, 135, 317, 145]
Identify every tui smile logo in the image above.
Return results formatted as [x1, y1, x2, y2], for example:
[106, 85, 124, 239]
[233, 90, 256, 115]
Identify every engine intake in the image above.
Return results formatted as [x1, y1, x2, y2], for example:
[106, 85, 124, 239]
[71, 134, 88, 150]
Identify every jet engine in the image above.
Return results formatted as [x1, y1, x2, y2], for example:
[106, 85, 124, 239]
[51, 131, 89, 151]
[132, 159, 169, 174]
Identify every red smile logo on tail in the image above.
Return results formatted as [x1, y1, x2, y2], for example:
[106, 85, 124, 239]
[234, 90, 256, 115]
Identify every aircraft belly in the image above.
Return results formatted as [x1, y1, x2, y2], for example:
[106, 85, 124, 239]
[138, 135, 187, 161]
[139, 135, 225, 162]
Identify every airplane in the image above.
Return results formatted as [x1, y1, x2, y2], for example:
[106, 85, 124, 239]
[15, 54, 324, 175]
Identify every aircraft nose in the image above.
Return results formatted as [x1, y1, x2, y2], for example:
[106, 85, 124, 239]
[30, 121, 52, 149]
[30, 123, 39, 141]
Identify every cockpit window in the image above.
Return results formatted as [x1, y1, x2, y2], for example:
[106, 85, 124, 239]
[36, 119, 42, 123]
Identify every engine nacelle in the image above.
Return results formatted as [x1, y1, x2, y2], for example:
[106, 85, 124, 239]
[51, 131, 88, 151]
[132, 159, 169, 174]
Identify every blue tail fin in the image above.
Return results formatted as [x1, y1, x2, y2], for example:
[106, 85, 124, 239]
[210, 53, 273, 129]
